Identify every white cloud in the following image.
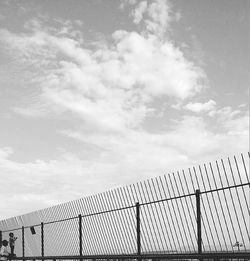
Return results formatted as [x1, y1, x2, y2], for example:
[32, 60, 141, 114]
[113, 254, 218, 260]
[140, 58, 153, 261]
[208, 106, 240, 118]
[209, 106, 249, 135]
[61, 109, 248, 170]
[0, 105, 248, 219]
[0, 0, 248, 219]
[120, 0, 137, 9]
[131, 1, 147, 24]
[184, 99, 216, 113]
[145, 0, 172, 37]
[0, 147, 13, 159]
[0, 1, 206, 135]
[0, 147, 119, 219]
[128, 0, 173, 37]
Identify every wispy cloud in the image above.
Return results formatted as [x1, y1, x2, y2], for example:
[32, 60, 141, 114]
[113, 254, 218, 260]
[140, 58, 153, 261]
[0, 0, 248, 219]
[184, 99, 216, 113]
[0, 0, 207, 139]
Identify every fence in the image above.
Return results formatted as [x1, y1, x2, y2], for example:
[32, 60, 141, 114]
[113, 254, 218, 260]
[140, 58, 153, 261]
[0, 153, 249, 260]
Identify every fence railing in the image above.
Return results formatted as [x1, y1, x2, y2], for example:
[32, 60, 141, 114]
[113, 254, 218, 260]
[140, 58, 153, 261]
[0, 153, 249, 260]
[4, 252, 250, 261]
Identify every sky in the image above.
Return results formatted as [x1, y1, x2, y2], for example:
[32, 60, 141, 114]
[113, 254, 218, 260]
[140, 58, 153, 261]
[0, 0, 248, 220]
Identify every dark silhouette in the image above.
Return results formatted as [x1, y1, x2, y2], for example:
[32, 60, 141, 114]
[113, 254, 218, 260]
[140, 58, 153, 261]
[8, 233, 17, 256]
[0, 240, 9, 261]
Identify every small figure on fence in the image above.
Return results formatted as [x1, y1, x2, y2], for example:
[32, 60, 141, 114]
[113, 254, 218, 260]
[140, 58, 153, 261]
[233, 241, 244, 251]
[0, 240, 9, 261]
[9, 233, 17, 255]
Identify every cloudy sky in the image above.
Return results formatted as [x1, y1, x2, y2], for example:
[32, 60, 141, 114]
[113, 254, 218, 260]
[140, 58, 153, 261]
[0, 0, 248, 220]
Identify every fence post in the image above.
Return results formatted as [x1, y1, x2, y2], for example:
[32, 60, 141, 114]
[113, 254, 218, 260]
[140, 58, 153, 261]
[22, 226, 25, 260]
[136, 202, 141, 257]
[196, 189, 202, 260]
[41, 222, 44, 257]
[79, 214, 83, 257]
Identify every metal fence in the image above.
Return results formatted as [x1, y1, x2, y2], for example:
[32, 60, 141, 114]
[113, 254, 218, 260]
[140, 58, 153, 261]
[0, 153, 249, 260]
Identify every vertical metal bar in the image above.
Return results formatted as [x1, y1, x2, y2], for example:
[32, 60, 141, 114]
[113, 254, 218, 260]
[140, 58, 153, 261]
[241, 153, 250, 183]
[135, 182, 157, 250]
[136, 202, 141, 256]
[159, 176, 182, 252]
[0, 231, 2, 247]
[105, 190, 128, 253]
[87, 195, 106, 254]
[234, 156, 250, 215]
[79, 214, 83, 256]
[196, 189, 202, 255]
[216, 160, 237, 249]
[173, 172, 196, 251]
[129, 184, 154, 251]
[98, 192, 121, 253]
[123, 186, 144, 253]
[112, 189, 134, 253]
[154, 177, 177, 251]
[144, 180, 165, 250]
[198, 165, 219, 251]
[118, 188, 137, 251]
[118, 187, 137, 253]
[71, 203, 82, 255]
[227, 157, 249, 246]
[164, 175, 186, 252]
[168, 173, 191, 252]
[203, 164, 223, 251]
[22, 226, 25, 260]
[181, 170, 199, 246]
[67, 203, 78, 255]
[147, 178, 169, 252]
[82, 197, 97, 255]
[192, 167, 214, 251]
[41, 222, 44, 257]
[209, 162, 230, 251]
[75, 200, 85, 252]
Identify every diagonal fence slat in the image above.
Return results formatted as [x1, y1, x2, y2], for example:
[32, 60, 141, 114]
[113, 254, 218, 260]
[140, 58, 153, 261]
[0, 152, 249, 258]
